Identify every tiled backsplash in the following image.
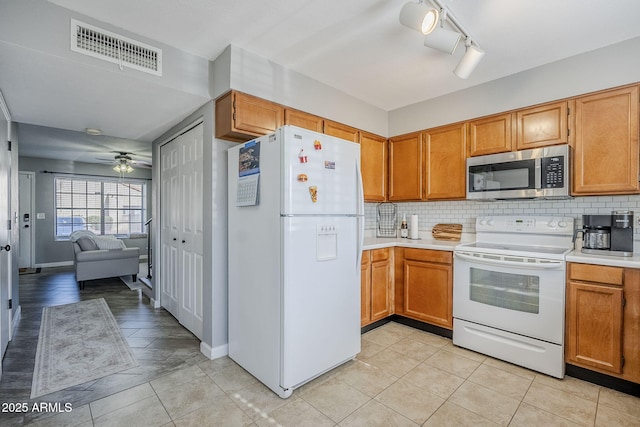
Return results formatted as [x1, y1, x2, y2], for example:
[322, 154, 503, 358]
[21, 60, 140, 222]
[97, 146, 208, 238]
[365, 195, 640, 239]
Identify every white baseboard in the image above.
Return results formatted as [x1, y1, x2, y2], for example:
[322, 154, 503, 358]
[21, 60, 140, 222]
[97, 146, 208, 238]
[200, 341, 229, 360]
[149, 297, 161, 309]
[10, 305, 21, 339]
[35, 261, 73, 268]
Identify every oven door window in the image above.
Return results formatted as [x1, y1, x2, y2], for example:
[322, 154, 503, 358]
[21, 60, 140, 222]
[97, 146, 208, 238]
[469, 267, 540, 314]
[468, 159, 535, 193]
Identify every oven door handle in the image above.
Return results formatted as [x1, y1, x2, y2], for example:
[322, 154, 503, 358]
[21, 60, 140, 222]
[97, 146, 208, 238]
[454, 252, 565, 270]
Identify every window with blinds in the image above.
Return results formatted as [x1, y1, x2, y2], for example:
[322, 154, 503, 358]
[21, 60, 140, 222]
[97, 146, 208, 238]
[55, 177, 147, 238]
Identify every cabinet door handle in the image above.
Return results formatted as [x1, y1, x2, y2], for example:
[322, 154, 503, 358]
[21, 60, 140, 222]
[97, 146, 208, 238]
[0, 245, 10, 252]
[173, 238, 177, 241]
[182, 240, 186, 243]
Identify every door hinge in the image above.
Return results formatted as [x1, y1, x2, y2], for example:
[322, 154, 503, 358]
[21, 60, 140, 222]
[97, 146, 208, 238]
[567, 107, 570, 115]
[567, 128, 570, 137]
[7, 140, 11, 151]
[621, 355, 625, 367]
[7, 219, 11, 230]
[623, 296, 626, 308]
[8, 299, 12, 309]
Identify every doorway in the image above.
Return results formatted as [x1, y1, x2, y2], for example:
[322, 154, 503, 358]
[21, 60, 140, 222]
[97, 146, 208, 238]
[18, 172, 34, 269]
[0, 96, 11, 365]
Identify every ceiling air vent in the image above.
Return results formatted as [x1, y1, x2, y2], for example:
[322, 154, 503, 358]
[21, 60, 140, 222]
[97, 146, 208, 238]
[70, 19, 162, 76]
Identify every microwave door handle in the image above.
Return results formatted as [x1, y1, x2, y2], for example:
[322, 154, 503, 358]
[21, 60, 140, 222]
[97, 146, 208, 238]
[454, 252, 565, 270]
[535, 157, 542, 188]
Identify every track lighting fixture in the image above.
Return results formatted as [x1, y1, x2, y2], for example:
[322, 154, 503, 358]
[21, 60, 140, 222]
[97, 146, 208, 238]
[399, 2, 439, 35]
[400, 0, 484, 78]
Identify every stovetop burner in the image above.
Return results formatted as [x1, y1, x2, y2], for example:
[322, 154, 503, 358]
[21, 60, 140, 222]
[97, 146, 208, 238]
[455, 215, 575, 260]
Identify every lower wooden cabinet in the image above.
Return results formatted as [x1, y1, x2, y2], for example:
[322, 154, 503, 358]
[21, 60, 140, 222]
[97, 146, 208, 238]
[361, 248, 392, 327]
[399, 248, 453, 329]
[566, 263, 640, 383]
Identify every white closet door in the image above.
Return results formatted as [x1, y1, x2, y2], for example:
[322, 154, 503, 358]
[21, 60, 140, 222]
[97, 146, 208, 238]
[160, 140, 180, 317]
[177, 124, 204, 339]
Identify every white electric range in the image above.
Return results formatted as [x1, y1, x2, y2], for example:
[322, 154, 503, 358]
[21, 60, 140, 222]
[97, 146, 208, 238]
[453, 215, 574, 378]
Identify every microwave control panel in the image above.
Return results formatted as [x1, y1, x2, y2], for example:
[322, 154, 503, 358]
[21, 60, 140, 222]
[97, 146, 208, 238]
[541, 156, 565, 188]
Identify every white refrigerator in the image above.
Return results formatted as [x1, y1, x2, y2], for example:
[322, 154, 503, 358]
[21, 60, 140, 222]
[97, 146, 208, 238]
[227, 125, 363, 398]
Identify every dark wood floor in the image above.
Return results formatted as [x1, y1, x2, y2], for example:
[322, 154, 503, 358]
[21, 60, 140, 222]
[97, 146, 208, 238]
[0, 266, 203, 426]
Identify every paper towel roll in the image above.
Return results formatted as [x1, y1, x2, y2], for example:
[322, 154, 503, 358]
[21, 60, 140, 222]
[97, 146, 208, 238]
[410, 214, 419, 239]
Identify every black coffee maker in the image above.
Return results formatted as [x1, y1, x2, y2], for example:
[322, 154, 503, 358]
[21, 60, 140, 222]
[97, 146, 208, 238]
[611, 211, 634, 254]
[578, 211, 634, 256]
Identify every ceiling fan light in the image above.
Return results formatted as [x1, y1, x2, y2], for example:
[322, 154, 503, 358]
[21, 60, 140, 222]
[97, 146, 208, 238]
[454, 43, 485, 79]
[399, 2, 439, 35]
[85, 127, 102, 136]
[125, 164, 134, 173]
[424, 26, 462, 55]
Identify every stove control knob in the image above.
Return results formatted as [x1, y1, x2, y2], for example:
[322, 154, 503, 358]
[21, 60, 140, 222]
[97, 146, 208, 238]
[558, 220, 568, 228]
[478, 218, 487, 226]
[547, 220, 556, 228]
[486, 219, 494, 226]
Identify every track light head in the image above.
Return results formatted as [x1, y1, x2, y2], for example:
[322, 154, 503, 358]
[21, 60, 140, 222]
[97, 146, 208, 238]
[399, 2, 439, 35]
[454, 41, 485, 79]
[424, 26, 462, 55]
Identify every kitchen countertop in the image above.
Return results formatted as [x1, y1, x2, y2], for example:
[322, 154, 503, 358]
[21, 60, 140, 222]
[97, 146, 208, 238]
[365, 231, 640, 269]
[566, 250, 640, 268]
[363, 233, 474, 252]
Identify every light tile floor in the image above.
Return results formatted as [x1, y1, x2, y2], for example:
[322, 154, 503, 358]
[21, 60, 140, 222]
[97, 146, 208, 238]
[22, 321, 640, 426]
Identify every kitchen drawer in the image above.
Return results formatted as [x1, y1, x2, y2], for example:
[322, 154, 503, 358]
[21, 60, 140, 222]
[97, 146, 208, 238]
[371, 248, 390, 262]
[404, 248, 452, 264]
[568, 263, 624, 286]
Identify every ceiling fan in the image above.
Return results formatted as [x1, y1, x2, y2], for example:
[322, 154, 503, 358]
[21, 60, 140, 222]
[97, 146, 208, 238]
[96, 151, 152, 171]
[95, 152, 152, 178]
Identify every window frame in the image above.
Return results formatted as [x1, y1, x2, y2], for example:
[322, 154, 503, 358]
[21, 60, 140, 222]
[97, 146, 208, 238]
[54, 175, 148, 240]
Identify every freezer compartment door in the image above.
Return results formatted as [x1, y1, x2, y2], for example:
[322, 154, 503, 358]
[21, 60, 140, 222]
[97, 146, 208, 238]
[282, 126, 360, 215]
[281, 216, 361, 389]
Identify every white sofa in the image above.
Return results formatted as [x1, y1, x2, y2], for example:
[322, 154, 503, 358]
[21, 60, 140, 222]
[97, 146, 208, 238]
[70, 231, 140, 289]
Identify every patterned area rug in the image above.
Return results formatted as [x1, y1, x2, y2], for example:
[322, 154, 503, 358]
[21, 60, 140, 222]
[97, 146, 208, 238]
[31, 298, 138, 398]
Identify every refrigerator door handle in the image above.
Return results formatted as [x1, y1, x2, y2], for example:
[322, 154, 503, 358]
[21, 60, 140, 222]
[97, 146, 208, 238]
[355, 156, 364, 271]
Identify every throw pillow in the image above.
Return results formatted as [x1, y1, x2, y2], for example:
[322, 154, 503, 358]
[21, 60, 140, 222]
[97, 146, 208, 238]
[93, 236, 125, 250]
[76, 237, 98, 251]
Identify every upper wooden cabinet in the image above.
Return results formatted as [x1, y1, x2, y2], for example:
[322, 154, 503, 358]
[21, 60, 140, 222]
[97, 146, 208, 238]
[388, 132, 423, 201]
[360, 132, 387, 202]
[324, 120, 359, 142]
[284, 108, 323, 132]
[423, 123, 467, 200]
[468, 112, 513, 156]
[572, 85, 640, 195]
[215, 91, 283, 142]
[515, 101, 569, 150]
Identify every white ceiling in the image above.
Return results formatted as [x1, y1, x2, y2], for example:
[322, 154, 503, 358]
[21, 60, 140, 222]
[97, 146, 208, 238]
[4, 0, 640, 164]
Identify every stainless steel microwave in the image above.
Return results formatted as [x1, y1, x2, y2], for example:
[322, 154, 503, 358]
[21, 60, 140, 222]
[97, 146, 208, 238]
[466, 145, 570, 200]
